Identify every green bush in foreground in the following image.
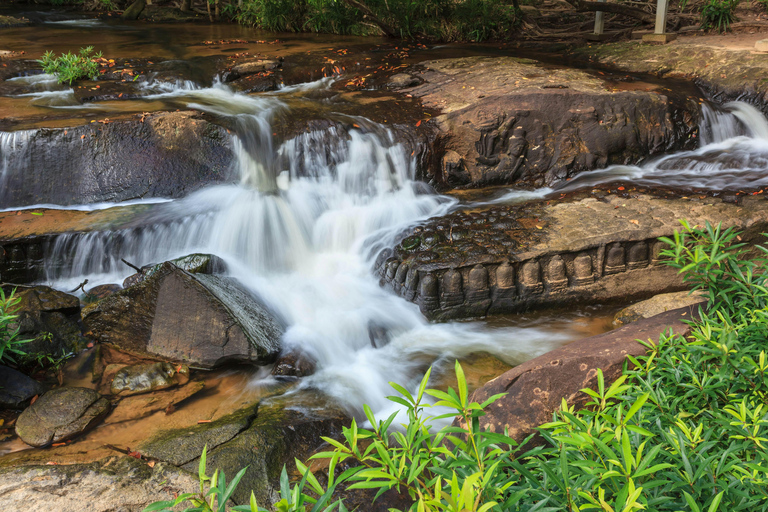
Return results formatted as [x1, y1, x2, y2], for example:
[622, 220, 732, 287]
[700, 0, 738, 32]
[0, 288, 30, 365]
[146, 220, 768, 511]
[38, 46, 102, 85]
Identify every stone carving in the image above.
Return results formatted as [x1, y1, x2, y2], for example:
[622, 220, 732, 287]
[573, 253, 594, 286]
[651, 241, 666, 265]
[604, 243, 626, 275]
[386, 259, 399, 280]
[404, 267, 419, 301]
[546, 255, 568, 291]
[418, 273, 439, 314]
[466, 265, 490, 302]
[627, 242, 649, 270]
[518, 260, 543, 295]
[441, 269, 464, 308]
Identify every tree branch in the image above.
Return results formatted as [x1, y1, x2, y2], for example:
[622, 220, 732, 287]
[341, 0, 398, 38]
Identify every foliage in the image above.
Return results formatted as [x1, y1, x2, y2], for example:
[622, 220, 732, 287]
[233, 0, 520, 41]
[38, 46, 102, 85]
[145, 221, 768, 511]
[700, 0, 738, 32]
[0, 288, 30, 365]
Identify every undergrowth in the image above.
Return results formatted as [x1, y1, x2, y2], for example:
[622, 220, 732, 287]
[38, 46, 102, 85]
[146, 220, 768, 511]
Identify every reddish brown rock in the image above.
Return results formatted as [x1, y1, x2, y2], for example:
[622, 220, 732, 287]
[460, 305, 700, 444]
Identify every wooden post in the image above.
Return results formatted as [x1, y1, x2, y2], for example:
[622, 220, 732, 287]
[642, 0, 676, 43]
[594, 0, 605, 35]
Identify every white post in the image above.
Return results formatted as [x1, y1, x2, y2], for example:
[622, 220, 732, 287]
[594, 0, 606, 35]
[655, 0, 669, 34]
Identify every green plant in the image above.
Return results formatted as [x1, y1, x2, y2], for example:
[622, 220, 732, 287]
[38, 46, 102, 85]
[0, 288, 30, 365]
[700, 0, 738, 32]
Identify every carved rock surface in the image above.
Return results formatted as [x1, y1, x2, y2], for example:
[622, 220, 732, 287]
[401, 57, 698, 189]
[82, 263, 283, 368]
[15, 387, 110, 447]
[459, 306, 699, 444]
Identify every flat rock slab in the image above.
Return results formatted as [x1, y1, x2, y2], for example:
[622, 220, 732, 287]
[15, 387, 110, 447]
[377, 194, 768, 320]
[614, 290, 706, 325]
[82, 262, 284, 368]
[0, 365, 45, 409]
[394, 56, 697, 189]
[0, 456, 198, 512]
[460, 305, 699, 444]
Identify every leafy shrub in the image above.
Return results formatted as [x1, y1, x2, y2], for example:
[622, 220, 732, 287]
[146, 221, 768, 511]
[38, 46, 102, 85]
[700, 0, 738, 32]
[0, 288, 30, 365]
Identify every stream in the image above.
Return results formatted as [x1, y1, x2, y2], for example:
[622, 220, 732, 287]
[1, 12, 767, 460]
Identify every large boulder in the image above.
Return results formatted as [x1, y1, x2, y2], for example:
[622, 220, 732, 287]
[395, 57, 698, 190]
[15, 387, 110, 447]
[459, 306, 699, 445]
[82, 262, 283, 368]
[11, 286, 84, 358]
[122, 253, 228, 288]
[0, 111, 234, 208]
[0, 365, 46, 409]
[0, 456, 198, 512]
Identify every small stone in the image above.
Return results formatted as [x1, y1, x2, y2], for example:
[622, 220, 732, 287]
[756, 39, 768, 52]
[110, 362, 190, 396]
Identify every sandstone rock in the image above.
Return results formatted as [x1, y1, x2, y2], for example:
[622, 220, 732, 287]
[459, 306, 698, 445]
[105, 381, 205, 424]
[229, 58, 280, 78]
[406, 57, 698, 189]
[387, 72, 423, 89]
[110, 362, 190, 396]
[0, 456, 198, 512]
[756, 39, 768, 53]
[614, 290, 706, 325]
[11, 286, 84, 358]
[0, 111, 234, 208]
[83, 263, 283, 368]
[0, 365, 45, 409]
[16, 387, 110, 447]
[122, 253, 227, 288]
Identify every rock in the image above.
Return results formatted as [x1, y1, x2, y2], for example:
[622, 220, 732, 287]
[387, 72, 423, 89]
[0, 365, 46, 409]
[139, 405, 258, 466]
[614, 290, 706, 326]
[122, 253, 227, 288]
[11, 286, 84, 359]
[378, 194, 768, 320]
[756, 39, 768, 53]
[406, 57, 698, 189]
[83, 262, 283, 368]
[459, 305, 699, 445]
[15, 387, 110, 447]
[0, 456, 198, 512]
[186, 392, 347, 505]
[229, 58, 280, 78]
[110, 362, 190, 396]
[82, 284, 122, 304]
[105, 381, 205, 424]
[271, 350, 316, 378]
[0, 111, 233, 209]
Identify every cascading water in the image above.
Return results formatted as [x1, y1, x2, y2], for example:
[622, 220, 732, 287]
[41, 81, 579, 422]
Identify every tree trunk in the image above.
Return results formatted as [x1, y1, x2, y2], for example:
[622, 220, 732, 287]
[340, 0, 398, 37]
[562, 0, 656, 24]
[214, 0, 220, 20]
[206, 0, 213, 22]
[121, 0, 146, 20]
[180, 0, 192, 12]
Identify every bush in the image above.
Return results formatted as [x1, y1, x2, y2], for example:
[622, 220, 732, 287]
[0, 288, 30, 365]
[146, 221, 768, 511]
[700, 0, 738, 32]
[38, 46, 102, 85]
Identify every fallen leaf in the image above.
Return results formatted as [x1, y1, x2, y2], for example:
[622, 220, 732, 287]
[30, 395, 38, 405]
[197, 420, 212, 424]
[629, 219, 639, 225]
[51, 442, 66, 447]
[617, 186, 625, 191]
[128, 451, 141, 459]
[80, 135, 86, 139]
[46, 461, 59, 465]
[147, 461, 156, 468]
[416, 120, 421, 127]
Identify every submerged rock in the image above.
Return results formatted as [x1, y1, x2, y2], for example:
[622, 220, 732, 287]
[614, 290, 706, 326]
[15, 387, 110, 447]
[12, 286, 84, 359]
[0, 365, 46, 409]
[110, 362, 190, 396]
[271, 350, 316, 378]
[83, 262, 283, 368]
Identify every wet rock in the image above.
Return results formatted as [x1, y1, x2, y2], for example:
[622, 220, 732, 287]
[271, 350, 316, 377]
[11, 286, 84, 359]
[228, 58, 280, 79]
[105, 380, 205, 424]
[83, 262, 283, 368]
[614, 290, 706, 326]
[122, 253, 227, 288]
[139, 404, 258, 466]
[0, 365, 46, 409]
[110, 362, 190, 396]
[0, 455, 198, 512]
[387, 72, 423, 89]
[82, 284, 122, 304]
[459, 306, 699, 445]
[15, 387, 110, 447]
[406, 57, 698, 189]
[187, 392, 347, 505]
[0, 111, 233, 208]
